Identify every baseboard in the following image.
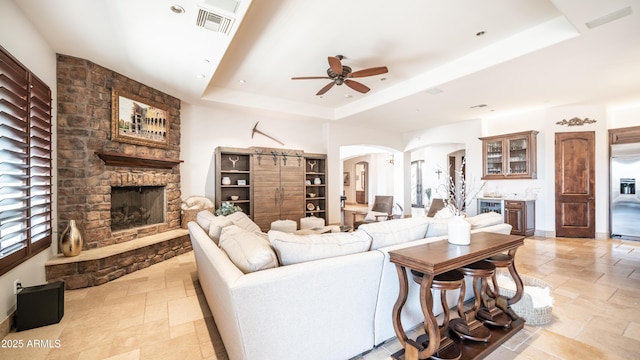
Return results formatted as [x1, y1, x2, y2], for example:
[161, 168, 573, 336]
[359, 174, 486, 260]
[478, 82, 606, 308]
[0, 312, 14, 338]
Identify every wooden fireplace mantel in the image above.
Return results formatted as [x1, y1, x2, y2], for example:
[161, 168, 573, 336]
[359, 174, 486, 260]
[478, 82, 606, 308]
[95, 151, 183, 169]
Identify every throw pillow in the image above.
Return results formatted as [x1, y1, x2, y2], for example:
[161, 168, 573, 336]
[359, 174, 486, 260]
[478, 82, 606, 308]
[425, 218, 449, 237]
[358, 217, 430, 250]
[268, 230, 372, 266]
[218, 225, 279, 274]
[196, 210, 217, 233]
[208, 216, 234, 244]
[465, 211, 503, 229]
[227, 211, 262, 233]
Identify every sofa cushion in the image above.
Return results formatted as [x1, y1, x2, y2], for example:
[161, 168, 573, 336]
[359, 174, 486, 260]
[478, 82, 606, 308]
[227, 211, 262, 233]
[465, 211, 503, 229]
[196, 210, 217, 233]
[268, 230, 372, 265]
[425, 218, 449, 237]
[218, 225, 279, 273]
[358, 217, 430, 250]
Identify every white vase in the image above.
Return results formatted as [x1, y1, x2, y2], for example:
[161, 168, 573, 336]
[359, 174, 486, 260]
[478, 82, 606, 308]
[221, 177, 231, 185]
[314, 177, 321, 185]
[60, 219, 83, 257]
[447, 215, 471, 245]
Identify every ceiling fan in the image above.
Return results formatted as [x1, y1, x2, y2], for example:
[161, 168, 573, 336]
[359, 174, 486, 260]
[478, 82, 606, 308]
[291, 55, 388, 96]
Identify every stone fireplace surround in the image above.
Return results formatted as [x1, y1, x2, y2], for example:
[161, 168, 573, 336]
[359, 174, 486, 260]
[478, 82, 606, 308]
[47, 54, 190, 289]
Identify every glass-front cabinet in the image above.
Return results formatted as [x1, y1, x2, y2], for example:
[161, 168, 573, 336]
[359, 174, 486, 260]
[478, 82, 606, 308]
[480, 130, 538, 179]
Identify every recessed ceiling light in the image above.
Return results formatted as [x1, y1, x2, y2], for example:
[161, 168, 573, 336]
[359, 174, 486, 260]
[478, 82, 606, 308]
[239, 79, 246, 84]
[476, 31, 486, 36]
[170, 5, 185, 14]
[344, 94, 352, 98]
[196, 74, 206, 79]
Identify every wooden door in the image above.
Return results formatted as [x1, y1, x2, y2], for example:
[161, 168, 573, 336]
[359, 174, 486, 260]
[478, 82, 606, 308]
[278, 156, 304, 225]
[252, 155, 282, 231]
[252, 154, 305, 231]
[555, 132, 596, 238]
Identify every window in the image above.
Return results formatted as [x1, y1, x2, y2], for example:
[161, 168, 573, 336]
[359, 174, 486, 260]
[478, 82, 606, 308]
[0, 46, 52, 276]
[411, 160, 424, 207]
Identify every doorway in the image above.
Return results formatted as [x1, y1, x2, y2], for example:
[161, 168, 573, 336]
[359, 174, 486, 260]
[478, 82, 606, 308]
[555, 131, 596, 238]
[355, 161, 368, 204]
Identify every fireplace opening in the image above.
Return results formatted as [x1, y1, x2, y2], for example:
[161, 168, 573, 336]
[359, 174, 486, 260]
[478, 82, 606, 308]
[111, 186, 166, 231]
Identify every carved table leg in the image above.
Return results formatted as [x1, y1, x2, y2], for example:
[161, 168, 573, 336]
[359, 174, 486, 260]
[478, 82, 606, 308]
[507, 248, 524, 305]
[392, 264, 410, 348]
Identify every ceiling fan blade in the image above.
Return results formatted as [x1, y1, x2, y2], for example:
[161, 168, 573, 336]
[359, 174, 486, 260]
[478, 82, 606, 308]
[344, 79, 370, 93]
[316, 82, 335, 96]
[349, 66, 388, 78]
[327, 56, 343, 74]
[291, 76, 332, 80]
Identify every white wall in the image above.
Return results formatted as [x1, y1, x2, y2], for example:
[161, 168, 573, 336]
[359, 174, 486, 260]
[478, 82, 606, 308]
[0, 0, 58, 325]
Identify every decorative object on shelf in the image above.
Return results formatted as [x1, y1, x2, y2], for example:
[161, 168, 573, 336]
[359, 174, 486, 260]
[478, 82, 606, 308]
[111, 88, 170, 149]
[230, 195, 239, 201]
[229, 156, 239, 168]
[215, 201, 243, 216]
[221, 177, 231, 185]
[251, 121, 284, 146]
[307, 202, 315, 211]
[306, 179, 312, 185]
[447, 215, 472, 245]
[308, 193, 317, 198]
[316, 205, 321, 211]
[60, 219, 83, 257]
[314, 177, 322, 185]
[237, 179, 247, 186]
[308, 160, 316, 171]
[343, 172, 350, 186]
[556, 117, 597, 126]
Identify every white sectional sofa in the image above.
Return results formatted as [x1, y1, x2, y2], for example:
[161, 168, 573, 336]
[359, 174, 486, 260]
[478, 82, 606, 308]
[189, 211, 512, 360]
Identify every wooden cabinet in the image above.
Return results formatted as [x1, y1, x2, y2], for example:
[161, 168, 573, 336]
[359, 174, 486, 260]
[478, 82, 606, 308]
[251, 149, 305, 232]
[215, 147, 328, 232]
[480, 130, 538, 179]
[304, 154, 327, 224]
[215, 147, 252, 215]
[504, 200, 535, 237]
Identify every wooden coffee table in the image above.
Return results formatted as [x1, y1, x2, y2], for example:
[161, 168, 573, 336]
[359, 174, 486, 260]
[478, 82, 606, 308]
[388, 232, 525, 360]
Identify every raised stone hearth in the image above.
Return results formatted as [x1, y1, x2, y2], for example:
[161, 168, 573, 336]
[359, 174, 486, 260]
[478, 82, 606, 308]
[45, 229, 191, 289]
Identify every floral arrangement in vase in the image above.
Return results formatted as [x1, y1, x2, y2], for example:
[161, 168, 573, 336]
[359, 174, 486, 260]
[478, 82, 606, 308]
[215, 201, 243, 216]
[436, 157, 485, 216]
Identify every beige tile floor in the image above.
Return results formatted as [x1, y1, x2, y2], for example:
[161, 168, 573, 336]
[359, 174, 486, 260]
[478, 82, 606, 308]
[1, 236, 639, 360]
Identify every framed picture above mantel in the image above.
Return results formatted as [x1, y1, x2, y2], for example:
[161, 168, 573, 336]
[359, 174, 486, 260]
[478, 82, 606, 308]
[111, 88, 170, 148]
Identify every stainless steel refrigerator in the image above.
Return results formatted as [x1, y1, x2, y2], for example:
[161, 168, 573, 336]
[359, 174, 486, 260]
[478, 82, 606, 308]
[611, 143, 640, 240]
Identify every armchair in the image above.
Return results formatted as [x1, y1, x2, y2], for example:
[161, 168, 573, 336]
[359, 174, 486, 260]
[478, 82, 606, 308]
[352, 195, 394, 229]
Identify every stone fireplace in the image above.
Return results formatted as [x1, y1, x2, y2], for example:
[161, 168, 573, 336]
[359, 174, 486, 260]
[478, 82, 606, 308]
[49, 55, 190, 289]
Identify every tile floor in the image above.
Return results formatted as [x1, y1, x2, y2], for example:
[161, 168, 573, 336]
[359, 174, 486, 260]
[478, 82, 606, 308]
[1, 236, 639, 360]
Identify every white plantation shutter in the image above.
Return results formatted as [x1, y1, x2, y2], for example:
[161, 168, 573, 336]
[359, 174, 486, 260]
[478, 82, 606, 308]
[0, 46, 52, 275]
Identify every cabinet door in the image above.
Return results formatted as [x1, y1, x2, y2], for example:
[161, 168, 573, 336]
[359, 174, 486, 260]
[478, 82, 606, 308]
[252, 155, 283, 231]
[506, 136, 530, 177]
[504, 205, 523, 235]
[279, 157, 304, 224]
[484, 139, 504, 177]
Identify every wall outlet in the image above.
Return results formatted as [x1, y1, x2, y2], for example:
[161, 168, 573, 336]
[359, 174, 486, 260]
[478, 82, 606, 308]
[13, 279, 21, 294]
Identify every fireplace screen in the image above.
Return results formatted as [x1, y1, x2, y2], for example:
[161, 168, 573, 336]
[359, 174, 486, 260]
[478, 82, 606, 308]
[111, 186, 165, 231]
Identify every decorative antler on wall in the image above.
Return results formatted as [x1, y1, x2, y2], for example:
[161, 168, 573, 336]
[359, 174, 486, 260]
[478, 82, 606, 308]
[229, 156, 239, 168]
[556, 117, 597, 126]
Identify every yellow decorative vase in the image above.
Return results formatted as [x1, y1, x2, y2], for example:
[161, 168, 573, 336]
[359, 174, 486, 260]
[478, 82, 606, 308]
[60, 220, 83, 257]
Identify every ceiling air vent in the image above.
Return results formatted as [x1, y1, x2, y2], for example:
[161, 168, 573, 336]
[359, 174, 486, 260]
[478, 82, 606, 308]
[196, 8, 234, 34]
